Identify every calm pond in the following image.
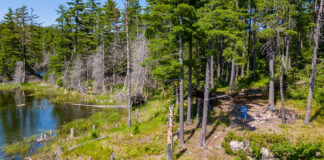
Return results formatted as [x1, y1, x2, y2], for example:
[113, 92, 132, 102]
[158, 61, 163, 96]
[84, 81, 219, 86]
[0, 90, 103, 159]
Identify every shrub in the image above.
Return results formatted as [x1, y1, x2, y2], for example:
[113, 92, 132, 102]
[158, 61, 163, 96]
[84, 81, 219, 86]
[56, 77, 64, 87]
[90, 131, 99, 139]
[236, 150, 248, 160]
[222, 132, 244, 156]
[251, 142, 261, 159]
[132, 124, 140, 135]
[271, 142, 323, 160]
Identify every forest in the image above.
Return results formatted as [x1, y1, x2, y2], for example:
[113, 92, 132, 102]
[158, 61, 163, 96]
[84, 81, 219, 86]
[0, 0, 324, 159]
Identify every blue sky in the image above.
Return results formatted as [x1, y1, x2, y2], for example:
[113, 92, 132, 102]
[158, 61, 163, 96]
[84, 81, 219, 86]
[0, 0, 147, 26]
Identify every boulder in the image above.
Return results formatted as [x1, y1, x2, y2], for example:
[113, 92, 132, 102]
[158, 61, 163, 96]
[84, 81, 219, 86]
[230, 140, 244, 152]
[213, 144, 222, 150]
[261, 147, 274, 160]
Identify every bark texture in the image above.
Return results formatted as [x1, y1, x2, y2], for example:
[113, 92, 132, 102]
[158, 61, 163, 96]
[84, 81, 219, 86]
[166, 105, 174, 160]
[199, 56, 210, 147]
[186, 38, 193, 125]
[126, 0, 132, 128]
[304, 0, 323, 125]
[178, 16, 185, 146]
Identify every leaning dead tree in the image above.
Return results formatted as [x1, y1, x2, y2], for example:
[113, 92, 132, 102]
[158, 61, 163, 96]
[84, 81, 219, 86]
[71, 56, 86, 93]
[14, 61, 25, 87]
[131, 37, 150, 94]
[92, 46, 106, 93]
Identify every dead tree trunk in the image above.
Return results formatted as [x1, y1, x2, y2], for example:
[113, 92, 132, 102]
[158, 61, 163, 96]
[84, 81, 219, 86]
[217, 38, 223, 85]
[198, 56, 210, 147]
[196, 99, 201, 124]
[176, 86, 179, 105]
[304, 0, 323, 125]
[241, 28, 248, 78]
[186, 37, 193, 125]
[235, 65, 239, 84]
[252, 28, 257, 81]
[268, 39, 276, 111]
[111, 13, 118, 94]
[166, 104, 174, 160]
[226, 62, 229, 82]
[126, 0, 132, 128]
[178, 15, 185, 147]
[211, 55, 214, 89]
[229, 57, 235, 90]
[277, 21, 286, 124]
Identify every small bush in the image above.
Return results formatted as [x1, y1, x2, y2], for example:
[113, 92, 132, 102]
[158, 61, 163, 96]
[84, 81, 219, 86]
[222, 132, 244, 155]
[222, 141, 235, 155]
[132, 124, 140, 135]
[271, 142, 323, 160]
[56, 77, 64, 87]
[236, 150, 248, 160]
[251, 142, 261, 159]
[90, 131, 99, 139]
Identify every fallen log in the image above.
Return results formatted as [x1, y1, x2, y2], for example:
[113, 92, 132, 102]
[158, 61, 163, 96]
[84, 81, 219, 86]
[17, 104, 26, 107]
[68, 136, 108, 152]
[209, 94, 232, 101]
[72, 104, 127, 108]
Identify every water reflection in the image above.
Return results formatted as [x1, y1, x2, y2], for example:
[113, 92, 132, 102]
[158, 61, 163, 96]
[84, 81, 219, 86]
[0, 90, 101, 158]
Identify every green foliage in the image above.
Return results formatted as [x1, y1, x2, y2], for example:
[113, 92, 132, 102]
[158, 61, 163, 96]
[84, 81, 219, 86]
[247, 132, 323, 160]
[2, 135, 36, 156]
[222, 131, 243, 155]
[90, 130, 99, 139]
[236, 150, 248, 160]
[251, 142, 262, 159]
[132, 123, 140, 135]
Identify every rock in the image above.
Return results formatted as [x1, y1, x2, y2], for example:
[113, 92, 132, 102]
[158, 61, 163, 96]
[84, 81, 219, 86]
[173, 134, 178, 141]
[213, 144, 222, 150]
[261, 147, 274, 160]
[244, 140, 250, 151]
[247, 156, 254, 160]
[230, 140, 244, 152]
[316, 152, 322, 157]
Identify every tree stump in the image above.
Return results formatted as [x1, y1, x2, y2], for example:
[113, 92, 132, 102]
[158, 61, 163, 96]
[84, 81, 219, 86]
[110, 150, 115, 160]
[57, 146, 63, 157]
[136, 109, 139, 119]
[291, 112, 296, 124]
[70, 128, 74, 138]
[166, 104, 174, 160]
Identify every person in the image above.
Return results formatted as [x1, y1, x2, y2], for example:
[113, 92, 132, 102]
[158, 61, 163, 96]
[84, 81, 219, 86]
[241, 105, 248, 124]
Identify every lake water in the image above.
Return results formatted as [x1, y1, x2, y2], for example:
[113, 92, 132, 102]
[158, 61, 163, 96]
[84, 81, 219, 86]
[0, 90, 102, 159]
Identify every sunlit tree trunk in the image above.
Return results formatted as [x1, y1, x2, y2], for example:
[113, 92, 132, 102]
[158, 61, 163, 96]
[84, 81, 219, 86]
[126, 0, 132, 128]
[178, 15, 185, 146]
[277, 18, 286, 124]
[199, 56, 210, 147]
[304, 0, 323, 125]
[186, 37, 193, 125]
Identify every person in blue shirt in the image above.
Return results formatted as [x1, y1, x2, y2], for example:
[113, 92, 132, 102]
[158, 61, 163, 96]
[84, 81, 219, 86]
[241, 105, 248, 124]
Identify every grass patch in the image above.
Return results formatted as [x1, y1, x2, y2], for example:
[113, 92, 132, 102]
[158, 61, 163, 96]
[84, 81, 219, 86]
[2, 135, 36, 157]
